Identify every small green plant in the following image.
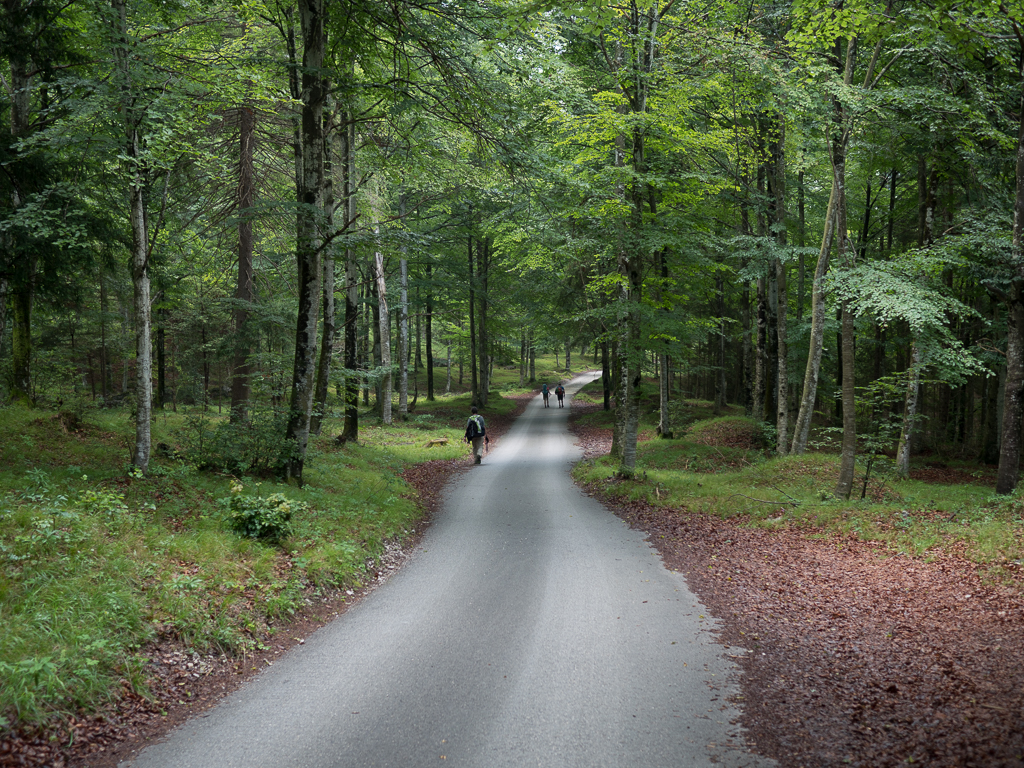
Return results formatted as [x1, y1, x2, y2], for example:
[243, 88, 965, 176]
[222, 482, 302, 543]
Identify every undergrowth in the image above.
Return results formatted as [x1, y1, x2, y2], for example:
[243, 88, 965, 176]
[570, 380, 1024, 586]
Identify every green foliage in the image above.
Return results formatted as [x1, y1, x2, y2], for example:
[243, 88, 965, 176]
[221, 483, 301, 543]
[175, 407, 297, 476]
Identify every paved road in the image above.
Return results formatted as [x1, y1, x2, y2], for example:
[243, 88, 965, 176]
[125, 373, 773, 768]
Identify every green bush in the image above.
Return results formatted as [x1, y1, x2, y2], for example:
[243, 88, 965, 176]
[222, 483, 302, 543]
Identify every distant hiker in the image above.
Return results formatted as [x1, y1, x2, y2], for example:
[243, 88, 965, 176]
[555, 384, 565, 408]
[542, 383, 550, 408]
[465, 406, 487, 464]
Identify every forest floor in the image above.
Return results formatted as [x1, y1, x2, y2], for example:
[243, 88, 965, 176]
[570, 404, 1024, 768]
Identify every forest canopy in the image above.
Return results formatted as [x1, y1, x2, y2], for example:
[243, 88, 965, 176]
[2, 0, 1023, 494]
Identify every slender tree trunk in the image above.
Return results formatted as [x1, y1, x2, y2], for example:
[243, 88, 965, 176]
[715, 270, 727, 413]
[156, 301, 166, 409]
[285, 0, 326, 480]
[311, 257, 335, 436]
[776, 259, 789, 454]
[399, 256, 409, 415]
[896, 344, 923, 478]
[10, 289, 32, 405]
[468, 231, 479, 407]
[887, 169, 897, 254]
[445, 343, 452, 394]
[0, 278, 8, 362]
[111, 0, 152, 471]
[797, 169, 806, 322]
[426, 261, 434, 401]
[754, 276, 767, 423]
[764, 112, 789, 453]
[231, 103, 255, 422]
[790, 166, 839, 453]
[791, 37, 858, 455]
[519, 327, 526, 387]
[994, 60, 1024, 493]
[984, 364, 1000, 464]
[130, 180, 153, 473]
[529, 328, 536, 383]
[340, 116, 359, 442]
[100, 280, 109, 400]
[477, 237, 489, 406]
[374, 251, 391, 424]
[602, 338, 611, 411]
[311, 96, 337, 437]
[7, 40, 33, 405]
[835, 291, 857, 497]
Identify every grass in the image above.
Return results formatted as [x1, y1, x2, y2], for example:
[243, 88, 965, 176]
[571, 378, 1024, 579]
[0, 366, 555, 734]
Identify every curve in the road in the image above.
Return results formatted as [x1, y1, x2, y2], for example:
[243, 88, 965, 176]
[124, 373, 774, 768]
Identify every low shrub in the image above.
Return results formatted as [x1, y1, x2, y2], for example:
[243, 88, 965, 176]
[222, 483, 303, 543]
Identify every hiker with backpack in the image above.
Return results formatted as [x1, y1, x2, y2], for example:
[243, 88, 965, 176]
[542, 383, 550, 407]
[465, 406, 487, 464]
[555, 383, 565, 408]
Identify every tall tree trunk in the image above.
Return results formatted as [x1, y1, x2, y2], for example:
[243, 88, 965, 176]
[426, 261, 434, 400]
[601, 337, 611, 411]
[791, 164, 839, 453]
[477, 236, 489, 406]
[776, 258, 789, 454]
[658, 246, 672, 436]
[791, 37, 858, 455]
[529, 327, 535, 383]
[10, 289, 32, 405]
[445, 343, 452, 394]
[996, 66, 1024, 493]
[7, 35, 33, 406]
[0, 278, 8, 364]
[340, 115, 359, 442]
[311, 96, 336, 437]
[835, 291, 857, 497]
[519, 327, 526, 387]
[833, 179, 856, 495]
[766, 112, 789, 454]
[399, 255, 409, 415]
[231, 103, 255, 422]
[797, 169, 806, 322]
[896, 343, 923, 478]
[468, 231, 479, 407]
[311, 258, 335, 436]
[374, 250, 391, 424]
[130, 176, 152, 474]
[397, 192, 409, 416]
[715, 270, 727, 413]
[156, 301, 166, 409]
[111, 0, 152, 471]
[284, 0, 326, 481]
[754, 276, 767, 422]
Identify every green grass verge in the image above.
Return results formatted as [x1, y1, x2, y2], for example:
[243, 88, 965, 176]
[574, 412, 1024, 578]
[0, 387, 522, 732]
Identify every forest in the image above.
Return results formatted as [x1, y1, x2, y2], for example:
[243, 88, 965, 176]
[2, 0, 1024, 763]
[0, 0, 1021, 494]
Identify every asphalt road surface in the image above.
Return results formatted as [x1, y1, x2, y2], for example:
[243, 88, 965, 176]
[124, 373, 774, 768]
